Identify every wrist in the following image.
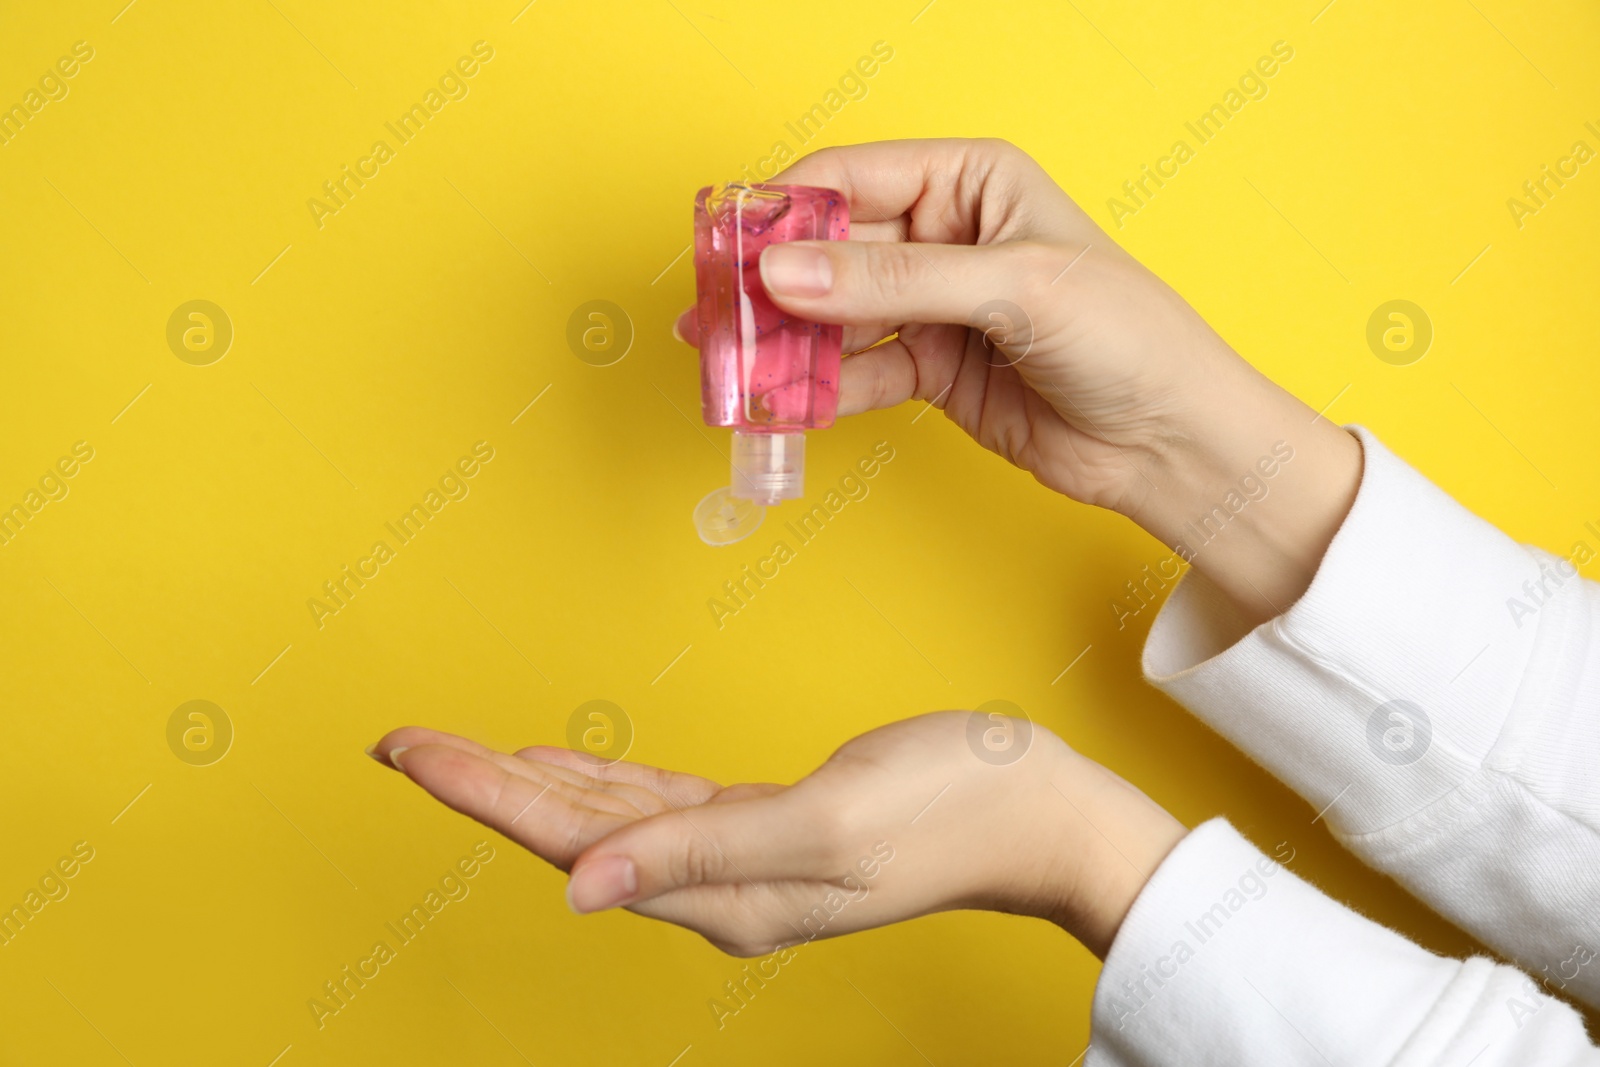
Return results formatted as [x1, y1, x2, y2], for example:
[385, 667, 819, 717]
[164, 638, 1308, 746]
[1037, 746, 1188, 959]
[1119, 362, 1363, 626]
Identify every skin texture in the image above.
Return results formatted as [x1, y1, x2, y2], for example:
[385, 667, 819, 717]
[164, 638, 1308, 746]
[370, 713, 1187, 960]
[380, 138, 1361, 962]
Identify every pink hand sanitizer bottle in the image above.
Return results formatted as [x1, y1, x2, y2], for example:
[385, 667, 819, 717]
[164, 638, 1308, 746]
[694, 183, 850, 508]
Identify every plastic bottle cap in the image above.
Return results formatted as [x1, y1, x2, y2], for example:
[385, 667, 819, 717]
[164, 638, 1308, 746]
[693, 486, 765, 546]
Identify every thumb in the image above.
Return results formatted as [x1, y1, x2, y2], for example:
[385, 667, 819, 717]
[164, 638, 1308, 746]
[758, 238, 1047, 330]
[564, 789, 846, 914]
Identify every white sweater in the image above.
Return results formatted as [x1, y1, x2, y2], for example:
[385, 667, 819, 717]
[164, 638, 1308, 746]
[1089, 427, 1600, 1064]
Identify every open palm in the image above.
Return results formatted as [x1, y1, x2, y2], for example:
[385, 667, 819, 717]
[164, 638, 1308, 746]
[371, 711, 1182, 959]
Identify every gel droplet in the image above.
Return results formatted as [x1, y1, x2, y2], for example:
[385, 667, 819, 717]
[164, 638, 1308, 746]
[693, 486, 765, 546]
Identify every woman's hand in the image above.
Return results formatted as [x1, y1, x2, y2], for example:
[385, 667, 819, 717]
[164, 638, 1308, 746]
[675, 138, 1363, 624]
[369, 711, 1186, 959]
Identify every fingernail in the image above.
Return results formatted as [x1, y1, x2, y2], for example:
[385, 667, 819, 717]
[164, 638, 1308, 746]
[761, 244, 832, 298]
[671, 318, 684, 344]
[364, 743, 385, 763]
[387, 746, 410, 770]
[566, 855, 638, 914]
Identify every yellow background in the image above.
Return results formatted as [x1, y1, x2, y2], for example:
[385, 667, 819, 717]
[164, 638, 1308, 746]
[2, 0, 1598, 1063]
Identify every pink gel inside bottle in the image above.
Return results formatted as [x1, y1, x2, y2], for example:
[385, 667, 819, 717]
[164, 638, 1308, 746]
[694, 183, 849, 505]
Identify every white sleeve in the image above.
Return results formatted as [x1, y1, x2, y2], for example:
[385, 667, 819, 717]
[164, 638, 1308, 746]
[1140, 425, 1600, 1006]
[1087, 819, 1599, 1066]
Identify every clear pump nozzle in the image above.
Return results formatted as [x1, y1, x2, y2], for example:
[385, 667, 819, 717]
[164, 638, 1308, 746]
[729, 430, 804, 507]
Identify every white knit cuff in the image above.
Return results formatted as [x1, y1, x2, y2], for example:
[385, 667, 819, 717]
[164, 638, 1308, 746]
[1088, 818, 1458, 1066]
[1141, 426, 1547, 834]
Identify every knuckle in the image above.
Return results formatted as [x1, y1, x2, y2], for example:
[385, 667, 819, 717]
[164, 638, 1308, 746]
[860, 241, 925, 302]
[561, 806, 593, 860]
[485, 765, 513, 820]
[969, 137, 1030, 180]
[974, 136, 1021, 160]
[803, 144, 843, 171]
[673, 834, 720, 888]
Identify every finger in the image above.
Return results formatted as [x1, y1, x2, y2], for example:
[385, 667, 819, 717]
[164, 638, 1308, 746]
[372, 726, 707, 827]
[412, 743, 700, 819]
[759, 238, 1048, 330]
[844, 326, 899, 354]
[837, 332, 974, 417]
[513, 744, 723, 809]
[671, 219, 908, 353]
[624, 878, 847, 957]
[673, 306, 894, 358]
[563, 789, 849, 914]
[839, 339, 917, 416]
[706, 782, 785, 804]
[771, 138, 1091, 243]
[769, 138, 1005, 227]
[772, 139, 960, 222]
[840, 218, 909, 244]
[372, 726, 621, 797]
[673, 307, 699, 347]
[389, 744, 633, 868]
[371, 726, 529, 773]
